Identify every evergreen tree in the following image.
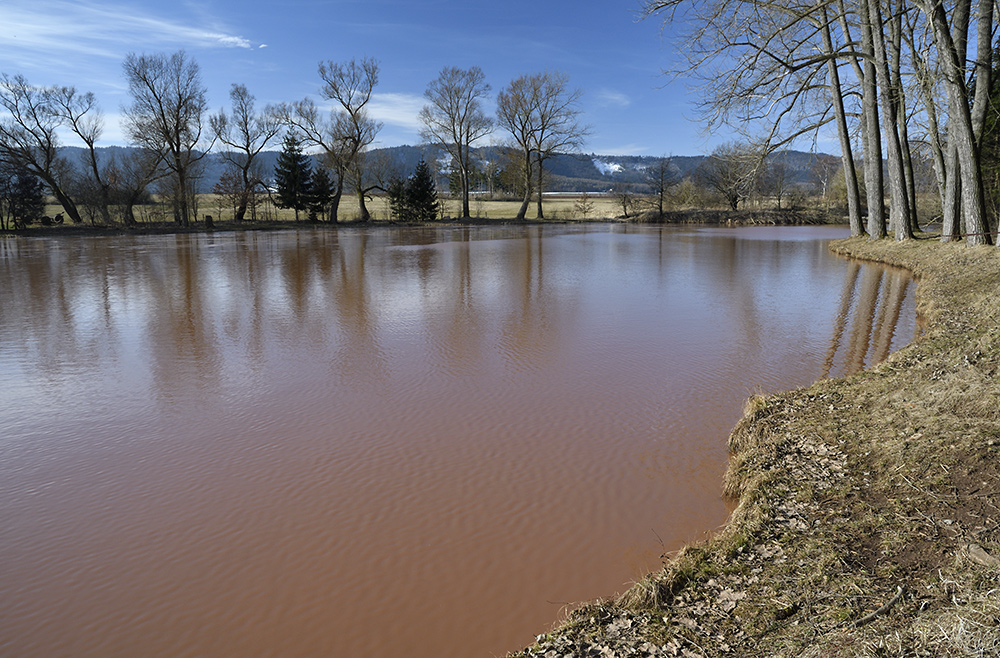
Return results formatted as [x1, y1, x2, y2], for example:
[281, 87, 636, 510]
[385, 175, 408, 221]
[310, 166, 335, 222]
[384, 161, 440, 222]
[406, 159, 439, 222]
[0, 161, 45, 229]
[273, 132, 313, 221]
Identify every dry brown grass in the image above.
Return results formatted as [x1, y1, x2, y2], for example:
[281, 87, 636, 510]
[48, 194, 627, 225]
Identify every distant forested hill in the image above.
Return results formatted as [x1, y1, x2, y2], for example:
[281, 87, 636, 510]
[57, 145, 835, 194]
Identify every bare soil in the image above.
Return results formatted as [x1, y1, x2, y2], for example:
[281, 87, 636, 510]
[511, 237, 1000, 658]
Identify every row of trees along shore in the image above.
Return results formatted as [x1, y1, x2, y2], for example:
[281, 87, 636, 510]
[643, 0, 1000, 247]
[0, 53, 588, 229]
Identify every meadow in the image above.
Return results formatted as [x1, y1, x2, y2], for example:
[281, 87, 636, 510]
[59, 193, 630, 227]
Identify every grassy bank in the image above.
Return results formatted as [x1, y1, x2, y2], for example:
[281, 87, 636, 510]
[513, 238, 1000, 657]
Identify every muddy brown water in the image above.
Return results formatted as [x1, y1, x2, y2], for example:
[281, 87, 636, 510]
[0, 225, 917, 657]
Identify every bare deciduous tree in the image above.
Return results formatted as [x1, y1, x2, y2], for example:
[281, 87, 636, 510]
[697, 142, 761, 210]
[574, 191, 595, 218]
[497, 71, 587, 220]
[419, 66, 493, 219]
[0, 74, 84, 223]
[122, 50, 210, 227]
[645, 155, 675, 216]
[759, 155, 791, 210]
[496, 79, 536, 219]
[641, 0, 872, 234]
[318, 57, 382, 222]
[912, 0, 992, 244]
[210, 83, 282, 221]
[113, 147, 167, 226]
[613, 182, 637, 217]
[817, 3, 864, 236]
[48, 86, 115, 224]
[530, 72, 587, 219]
[643, 0, 998, 246]
[866, 0, 914, 240]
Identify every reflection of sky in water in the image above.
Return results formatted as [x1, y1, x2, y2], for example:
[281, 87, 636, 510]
[0, 224, 918, 462]
[0, 225, 918, 476]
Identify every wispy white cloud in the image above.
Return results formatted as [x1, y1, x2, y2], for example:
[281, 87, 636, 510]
[214, 35, 254, 49]
[367, 92, 425, 132]
[593, 143, 649, 156]
[596, 89, 631, 108]
[0, 0, 259, 73]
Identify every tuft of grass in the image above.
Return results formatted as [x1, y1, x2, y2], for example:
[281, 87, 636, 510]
[615, 574, 672, 611]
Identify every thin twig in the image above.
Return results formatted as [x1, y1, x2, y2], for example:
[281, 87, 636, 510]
[854, 586, 905, 627]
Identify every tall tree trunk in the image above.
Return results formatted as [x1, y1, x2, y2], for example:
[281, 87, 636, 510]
[176, 159, 191, 227]
[123, 195, 139, 226]
[330, 189, 342, 223]
[357, 188, 370, 222]
[461, 167, 471, 218]
[921, 0, 990, 244]
[234, 170, 251, 222]
[867, 0, 913, 240]
[942, 142, 962, 240]
[329, 173, 345, 223]
[899, 122, 919, 233]
[460, 144, 472, 218]
[925, 100, 947, 220]
[859, 0, 887, 239]
[887, 0, 919, 233]
[970, 0, 993, 144]
[970, 0, 995, 245]
[821, 6, 864, 236]
[907, 35, 948, 226]
[83, 148, 113, 224]
[49, 183, 84, 224]
[516, 149, 531, 220]
[535, 153, 545, 219]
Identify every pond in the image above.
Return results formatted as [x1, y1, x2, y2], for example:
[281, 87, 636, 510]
[0, 224, 918, 658]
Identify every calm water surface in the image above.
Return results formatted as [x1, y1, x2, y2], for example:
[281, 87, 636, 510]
[0, 225, 917, 658]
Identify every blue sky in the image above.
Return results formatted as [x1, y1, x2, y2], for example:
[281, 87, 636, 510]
[3, 0, 740, 156]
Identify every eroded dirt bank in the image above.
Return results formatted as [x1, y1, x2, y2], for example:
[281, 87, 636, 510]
[511, 238, 1000, 658]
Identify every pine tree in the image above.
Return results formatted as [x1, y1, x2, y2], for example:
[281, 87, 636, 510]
[406, 159, 439, 222]
[310, 167, 335, 222]
[384, 161, 440, 222]
[385, 175, 408, 221]
[273, 132, 313, 221]
[0, 161, 44, 229]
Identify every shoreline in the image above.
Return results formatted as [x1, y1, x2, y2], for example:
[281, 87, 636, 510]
[512, 237, 1000, 657]
[0, 217, 609, 238]
[0, 208, 837, 238]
